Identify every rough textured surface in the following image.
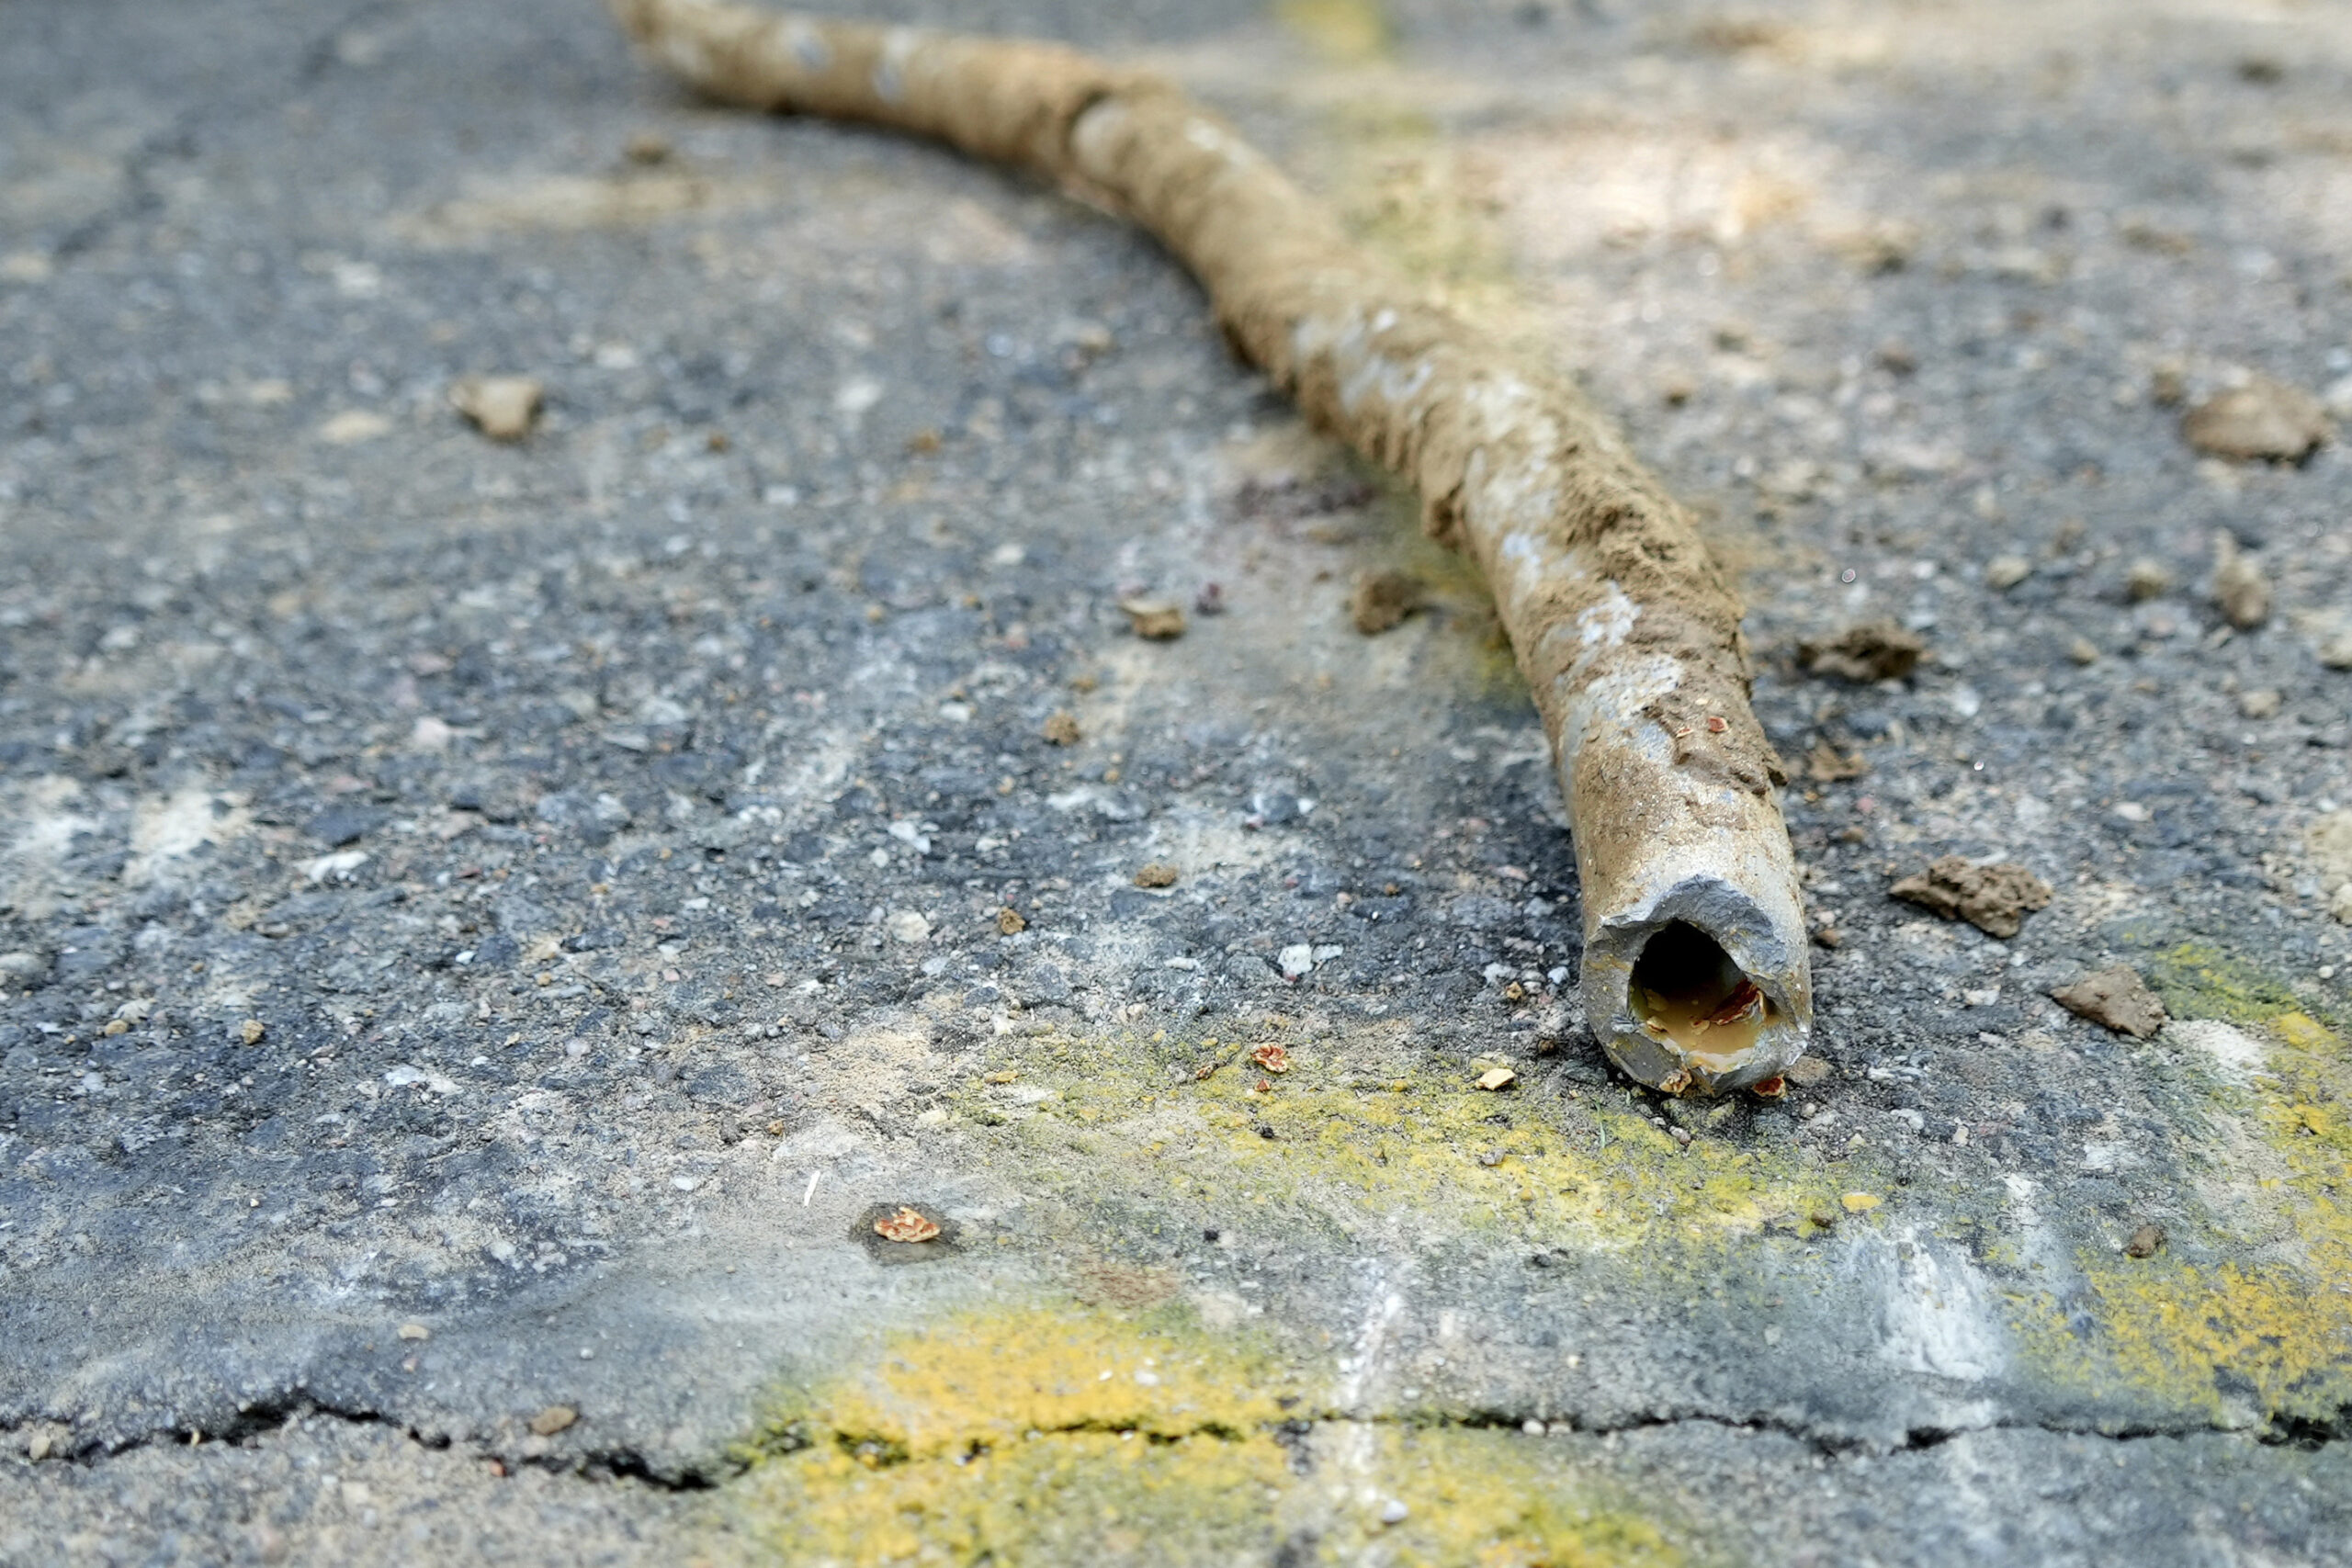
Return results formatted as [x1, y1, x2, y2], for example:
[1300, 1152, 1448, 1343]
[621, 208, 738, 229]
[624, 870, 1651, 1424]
[5, 0, 2352, 1562]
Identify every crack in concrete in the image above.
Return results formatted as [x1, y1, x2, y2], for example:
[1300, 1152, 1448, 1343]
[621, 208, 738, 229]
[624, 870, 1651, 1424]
[2, 1400, 719, 1493]
[10, 1381, 2341, 1485]
[747, 1399, 2343, 1477]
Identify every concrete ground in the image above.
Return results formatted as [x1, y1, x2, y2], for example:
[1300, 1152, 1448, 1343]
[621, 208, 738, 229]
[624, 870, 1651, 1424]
[3, 0, 2350, 1562]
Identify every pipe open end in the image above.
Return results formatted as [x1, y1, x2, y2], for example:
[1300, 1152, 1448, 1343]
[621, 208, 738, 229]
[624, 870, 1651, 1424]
[1589, 916, 1806, 1095]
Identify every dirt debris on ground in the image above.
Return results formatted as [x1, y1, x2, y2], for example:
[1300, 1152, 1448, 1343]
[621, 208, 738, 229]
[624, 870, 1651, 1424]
[2180, 377, 2332, 462]
[2211, 536, 2271, 630]
[527, 1404, 579, 1437]
[2051, 965, 2169, 1038]
[1804, 740, 1867, 783]
[1794, 620, 1925, 682]
[2126, 558, 2172, 602]
[1117, 597, 1187, 639]
[1350, 569, 1426, 635]
[1890, 856, 2052, 938]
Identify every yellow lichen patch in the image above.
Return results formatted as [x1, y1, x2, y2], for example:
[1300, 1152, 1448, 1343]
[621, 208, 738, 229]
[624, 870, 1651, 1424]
[950, 1023, 1859, 1262]
[729, 1304, 1301, 1564]
[2021, 997, 2352, 1427]
[736, 1422, 1287, 1565]
[1342, 1425, 1685, 1568]
[771, 1306, 1302, 1461]
[2143, 942, 2335, 1032]
[721, 1302, 1685, 1567]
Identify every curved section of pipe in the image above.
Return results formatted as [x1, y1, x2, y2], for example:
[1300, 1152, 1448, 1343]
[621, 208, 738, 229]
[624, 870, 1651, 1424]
[609, 0, 1811, 1092]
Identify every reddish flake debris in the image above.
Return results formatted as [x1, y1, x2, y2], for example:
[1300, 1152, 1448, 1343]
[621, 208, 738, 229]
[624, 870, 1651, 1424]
[1751, 1076, 1787, 1100]
[1250, 1043, 1291, 1075]
[1705, 715, 1728, 733]
[875, 1206, 943, 1244]
[1704, 979, 1765, 1027]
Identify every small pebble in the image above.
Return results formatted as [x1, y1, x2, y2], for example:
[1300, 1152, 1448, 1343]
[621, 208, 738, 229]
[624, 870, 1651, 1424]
[1117, 598, 1186, 639]
[2238, 689, 2282, 719]
[317, 410, 391, 445]
[449, 375, 545, 441]
[1379, 1499, 1410, 1526]
[2212, 538, 2270, 630]
[2067, 637, 2099, 666]
[1984, 554, 2031, 591]
[2124, 558, 2171, 602]
[528, 1404, 578, 1436]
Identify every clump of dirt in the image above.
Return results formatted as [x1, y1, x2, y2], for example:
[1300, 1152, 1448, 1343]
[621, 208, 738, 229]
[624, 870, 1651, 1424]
[1796, 620, 1924, 682]
[2211, 536, 2271, 630]
[2051, 965, 2168, 1039]
[1890, 856, 2052, 938]
[1350, 569, 1425, 635]
[1117, 598, 1186, 639]
[2126, 558, 2172, 602]
[2181, 378, 2331, 462]
[1040, 712, 1080, 745]
[1804, 740, 1866, 783]
[1132, 861, 1180, 888]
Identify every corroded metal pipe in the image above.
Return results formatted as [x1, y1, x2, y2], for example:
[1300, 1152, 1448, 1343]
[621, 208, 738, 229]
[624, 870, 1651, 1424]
[608, 0, 1812, 1092]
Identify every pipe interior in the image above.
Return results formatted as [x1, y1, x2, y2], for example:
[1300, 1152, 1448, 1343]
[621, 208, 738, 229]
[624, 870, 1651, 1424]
[1626, 920, 1772, 1065]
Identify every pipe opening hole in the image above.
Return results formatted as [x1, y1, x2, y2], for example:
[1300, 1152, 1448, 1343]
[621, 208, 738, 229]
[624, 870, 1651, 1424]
[1629, 920, 1771, 1064]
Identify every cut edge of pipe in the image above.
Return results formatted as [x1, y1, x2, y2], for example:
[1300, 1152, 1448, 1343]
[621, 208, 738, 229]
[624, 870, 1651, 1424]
[1582, 876, 1812, 1096]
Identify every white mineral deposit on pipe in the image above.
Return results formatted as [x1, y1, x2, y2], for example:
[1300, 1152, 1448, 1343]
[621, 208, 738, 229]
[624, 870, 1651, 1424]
[607, 0, 1812, 1093]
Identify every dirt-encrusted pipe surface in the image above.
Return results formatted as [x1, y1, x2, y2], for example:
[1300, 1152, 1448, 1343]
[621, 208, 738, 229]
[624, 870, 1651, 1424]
[608, 0, 1812, 1093]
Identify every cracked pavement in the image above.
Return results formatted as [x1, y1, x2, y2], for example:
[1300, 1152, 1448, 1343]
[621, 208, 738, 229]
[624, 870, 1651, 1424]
[3, 0, 2351, 1562]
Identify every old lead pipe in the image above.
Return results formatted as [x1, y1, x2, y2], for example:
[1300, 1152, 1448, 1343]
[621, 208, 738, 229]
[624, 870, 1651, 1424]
[608, 0, 1813, 1093]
